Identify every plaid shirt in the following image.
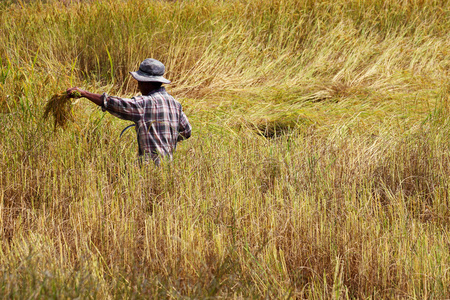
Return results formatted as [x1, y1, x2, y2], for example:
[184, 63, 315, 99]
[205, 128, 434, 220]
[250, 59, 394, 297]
[101, 87, 191, 163]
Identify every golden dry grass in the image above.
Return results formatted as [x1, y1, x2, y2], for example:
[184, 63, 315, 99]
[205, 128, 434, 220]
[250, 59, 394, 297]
[0, 0, 450, 298]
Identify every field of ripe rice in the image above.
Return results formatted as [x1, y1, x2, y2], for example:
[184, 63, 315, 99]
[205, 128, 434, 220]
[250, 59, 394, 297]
[1, 0, 449, 298]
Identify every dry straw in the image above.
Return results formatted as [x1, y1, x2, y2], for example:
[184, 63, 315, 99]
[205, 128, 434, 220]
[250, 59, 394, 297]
[43, 91, 81, 130]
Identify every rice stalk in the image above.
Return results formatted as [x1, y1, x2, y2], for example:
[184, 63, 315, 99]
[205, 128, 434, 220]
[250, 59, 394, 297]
[43, 91, 81, 130]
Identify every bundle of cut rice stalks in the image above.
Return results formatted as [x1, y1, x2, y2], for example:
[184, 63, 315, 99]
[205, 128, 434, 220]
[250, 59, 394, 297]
[43, 91, 81, 130]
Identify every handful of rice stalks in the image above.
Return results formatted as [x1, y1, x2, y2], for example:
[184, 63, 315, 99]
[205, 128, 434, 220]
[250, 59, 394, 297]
[43, 91, 81, 130]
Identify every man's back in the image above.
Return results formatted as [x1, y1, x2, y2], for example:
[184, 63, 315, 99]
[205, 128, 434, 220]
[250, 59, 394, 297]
[101, 87, 191, 162]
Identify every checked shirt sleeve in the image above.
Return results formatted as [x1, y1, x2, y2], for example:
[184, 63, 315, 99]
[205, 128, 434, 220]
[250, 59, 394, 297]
[177, 110, 192, 141]
[101, 93, 144, 122]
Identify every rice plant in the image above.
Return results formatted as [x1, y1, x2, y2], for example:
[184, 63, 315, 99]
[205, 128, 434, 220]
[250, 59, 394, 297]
[0, 0, 449, 298]
[43, 91, 81, 130]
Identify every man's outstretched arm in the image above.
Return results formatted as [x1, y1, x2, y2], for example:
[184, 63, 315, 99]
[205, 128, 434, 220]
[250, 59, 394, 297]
[67, 87, 143, 122]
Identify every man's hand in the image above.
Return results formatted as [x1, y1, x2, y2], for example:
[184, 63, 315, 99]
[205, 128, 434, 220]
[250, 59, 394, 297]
[66, 87, 103, 106]
[66, 87, 84, 98]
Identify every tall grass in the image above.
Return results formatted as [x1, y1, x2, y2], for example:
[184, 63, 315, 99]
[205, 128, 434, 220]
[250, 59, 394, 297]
[1, 0, 450, 298]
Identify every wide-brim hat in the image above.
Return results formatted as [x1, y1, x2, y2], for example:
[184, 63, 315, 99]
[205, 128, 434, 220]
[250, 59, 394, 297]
[130, 58, 171, 84]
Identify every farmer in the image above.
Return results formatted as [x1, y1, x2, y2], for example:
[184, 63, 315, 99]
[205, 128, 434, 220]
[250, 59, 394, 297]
[67, 58, 191, 166]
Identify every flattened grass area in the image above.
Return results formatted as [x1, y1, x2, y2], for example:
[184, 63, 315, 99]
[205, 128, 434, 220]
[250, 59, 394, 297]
[1, 0, 450, 298]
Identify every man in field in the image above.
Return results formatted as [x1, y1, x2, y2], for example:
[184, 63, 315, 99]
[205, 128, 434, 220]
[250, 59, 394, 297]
[67, 58, 191, 166]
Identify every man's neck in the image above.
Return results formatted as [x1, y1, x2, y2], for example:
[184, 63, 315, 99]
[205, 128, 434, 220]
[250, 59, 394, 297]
[142, 86, 164, 96]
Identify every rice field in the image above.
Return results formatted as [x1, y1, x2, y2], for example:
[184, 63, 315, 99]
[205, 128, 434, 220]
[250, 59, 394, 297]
[1, 0, 450, 298]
